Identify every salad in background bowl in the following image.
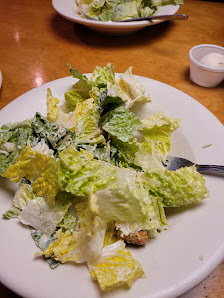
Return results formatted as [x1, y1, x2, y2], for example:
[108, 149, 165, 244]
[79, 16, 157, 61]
[76, 0, 184, 22]
[52, 0, 183, 35]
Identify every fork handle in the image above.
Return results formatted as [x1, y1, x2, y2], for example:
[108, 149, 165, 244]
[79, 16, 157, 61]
[196, 164, 224, 175]
[118, 14, 188, 22]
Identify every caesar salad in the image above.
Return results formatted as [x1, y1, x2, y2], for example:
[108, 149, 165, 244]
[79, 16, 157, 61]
[0, 63, 209, 292]
[75, 0, 184, 22]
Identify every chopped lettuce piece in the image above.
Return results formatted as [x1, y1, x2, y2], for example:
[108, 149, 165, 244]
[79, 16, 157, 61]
[19, 191, 73, 236]
[46, 88, 60, 122]
[67, 63, 91, 82]
[13, 183, 35, 210]
[74, 98, 105, 144]
[3, 206, 21, 219]
[3, 181, 34, 219]
[143, 166, 209, 207]
[31, 228, 57, 251]
[0, 119, 37, 175]
[57, 146, 117, 196]
[97, 2, 139, 22]
[32, 113, 75, 150]
[90, 63, 115, 88]
[141, 111, 181, 132]
[135, 112, 181, 171]
[40, 201, 107, 263]
[101, 106, 141, 142]
[90, 168, 168, 235]
[97, 89, 125, 115]
[110, 138, 140, 168]
[4, 146, 59, 206]
[87, 240, 145, 291]
[117, 66, 151, 107]
[59, 212, 77, 231]
[31, 228, 61, 269]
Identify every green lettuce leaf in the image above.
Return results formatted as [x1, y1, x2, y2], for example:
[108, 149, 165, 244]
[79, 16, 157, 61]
[4, 145, 59, 206]
[90, 63, 115, 88]
[31, 228, 61, 269]
[134, 112, 181, 171]
[90, 168, 168, 235]
[97, 2, 139, 21]
[32, 113, 75, 150]
[3, 206, 21, 219]
[143, 166, 209, 207]
[57, 146, 117, 196]
[0, 119, 37, 175]
[117, 66, 151, 107]
[3, 181, 34, 219]
[100, 106, 141, 142]
[74, 98, 105, 144]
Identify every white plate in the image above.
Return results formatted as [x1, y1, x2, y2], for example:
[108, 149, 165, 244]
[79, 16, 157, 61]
[52, 0, 180, 35]
[0, 75, 224, 298]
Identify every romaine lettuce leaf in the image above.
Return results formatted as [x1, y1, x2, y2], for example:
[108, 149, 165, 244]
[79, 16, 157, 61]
[40, 201, 107, 263]
[31, 228, 61, 269]
[90, 168, 168, 235]
[110, 138, 140, 169]
[117, 66, 151, 107]
[13, 183, 35, 210]
[90, 63, 115, 87]
[19, 191, 73, 236]
[0, 120, 37, 175]
[143, 166, 209, 207]
[57, 146, 117, 196]
[64, 78, 92, 105]
[134, 112, 181, 171]
[100, 106, 141, 142]
[46, 88, 60, 122]
[97, 2, 139, 22]
[4, 146, 59, 206]
[97, 89, 125, 115]
[3, 206, 21, 219]
[3, 181, 34, 219]
[74, 98, 105, 144]
[87, 240, 145, 291]
[32, 112, 75, 150]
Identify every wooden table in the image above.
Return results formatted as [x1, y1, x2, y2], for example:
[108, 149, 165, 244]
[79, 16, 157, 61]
[0, 0, 223, 297]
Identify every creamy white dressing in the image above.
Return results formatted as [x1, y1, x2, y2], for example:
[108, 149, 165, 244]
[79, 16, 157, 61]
[200, 53, 224, 69]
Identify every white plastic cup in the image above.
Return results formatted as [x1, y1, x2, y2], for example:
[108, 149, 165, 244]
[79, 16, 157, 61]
[189, 44, 224, 87]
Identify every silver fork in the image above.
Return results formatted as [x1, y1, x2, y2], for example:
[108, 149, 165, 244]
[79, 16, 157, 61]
[164, 156, 224, 175]
[80, 11, 188, 22]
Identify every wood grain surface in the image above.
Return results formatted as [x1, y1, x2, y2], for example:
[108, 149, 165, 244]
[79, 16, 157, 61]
[0, 0, 223, 297]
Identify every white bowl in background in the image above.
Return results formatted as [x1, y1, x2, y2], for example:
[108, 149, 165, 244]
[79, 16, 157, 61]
[189, 44, 224, 88]
[52, 0, 180, 35]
